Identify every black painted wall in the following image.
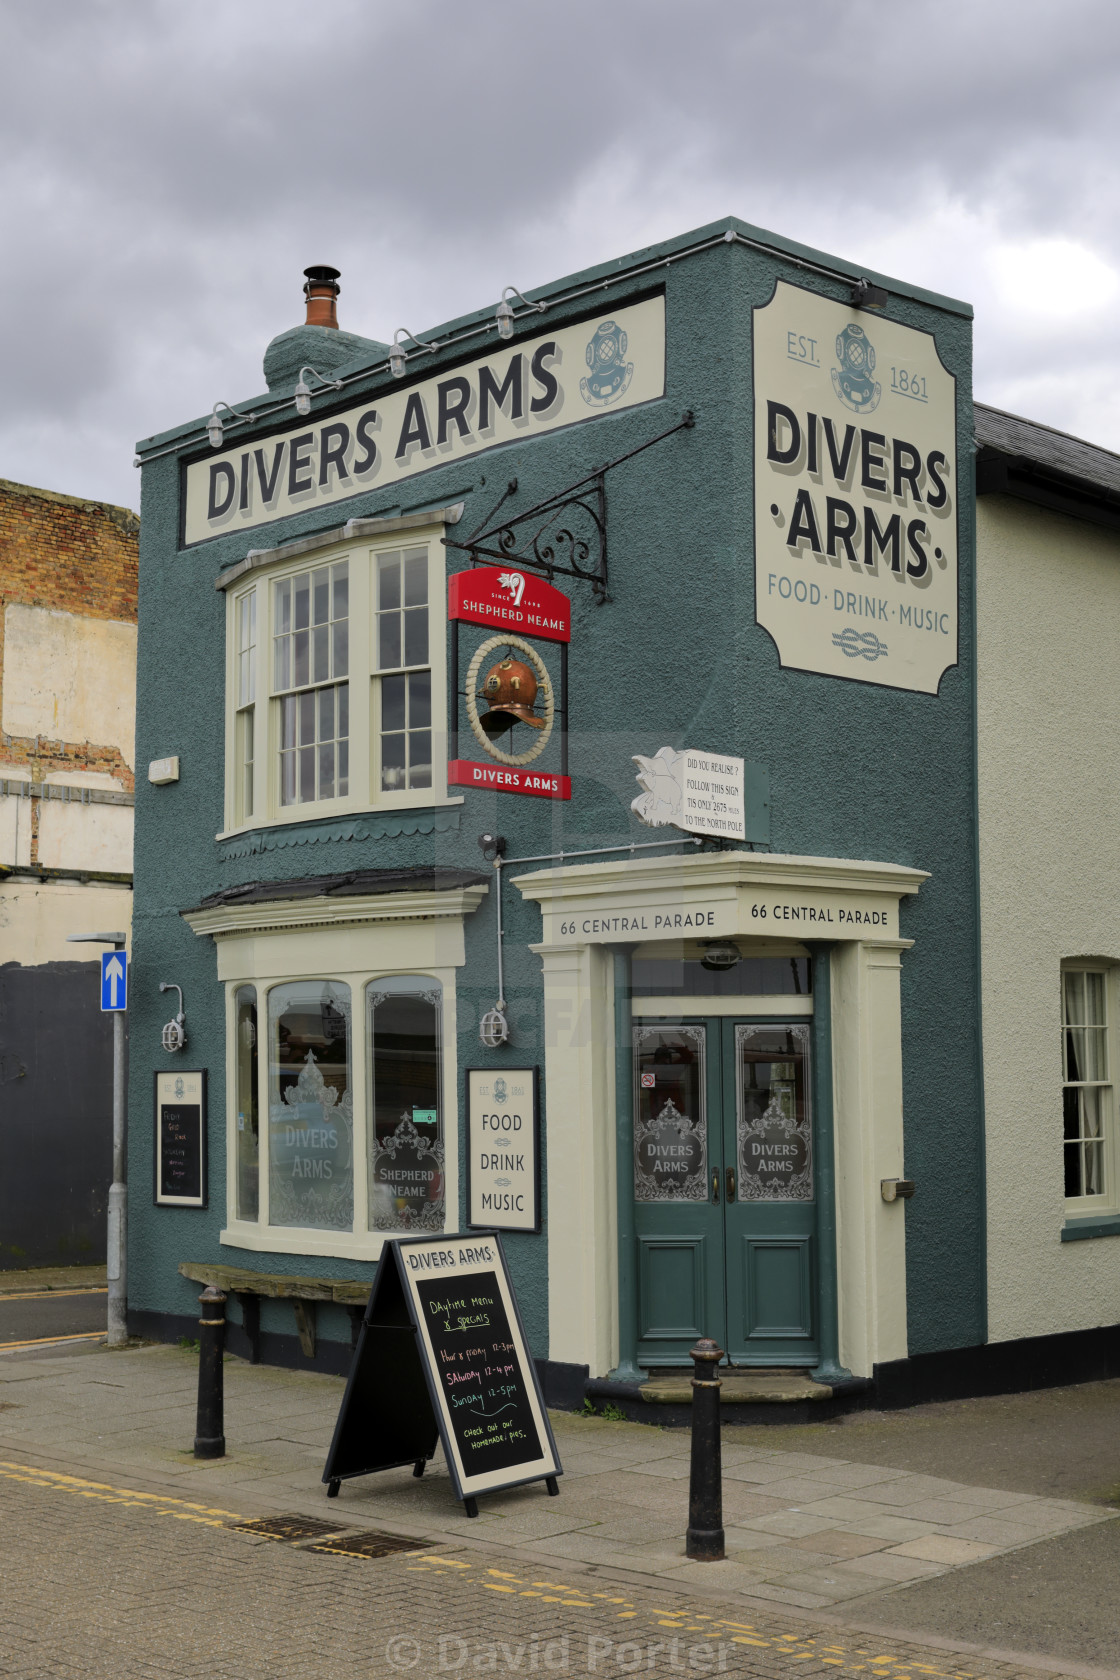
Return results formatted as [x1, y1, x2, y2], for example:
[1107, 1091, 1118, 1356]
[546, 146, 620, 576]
[0, 961, 117, 1269]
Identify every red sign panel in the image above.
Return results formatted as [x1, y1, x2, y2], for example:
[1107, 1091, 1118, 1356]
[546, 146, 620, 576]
[448, 566, 571, 643]
[448, 760, 571, 801]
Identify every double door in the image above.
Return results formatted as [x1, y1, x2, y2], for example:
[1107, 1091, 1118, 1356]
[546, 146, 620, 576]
[632, 1016, 819, 1368]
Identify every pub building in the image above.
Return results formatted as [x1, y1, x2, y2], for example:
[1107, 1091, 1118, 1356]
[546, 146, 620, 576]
[129, 221, 1120, 1413]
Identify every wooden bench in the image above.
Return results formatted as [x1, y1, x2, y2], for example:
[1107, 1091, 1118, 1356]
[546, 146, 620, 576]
[178, 1262, 370, 1362]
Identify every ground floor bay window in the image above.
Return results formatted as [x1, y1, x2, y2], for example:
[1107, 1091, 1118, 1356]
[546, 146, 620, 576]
[227, 971, 447, 1253]
[185, 872, 485, 1261]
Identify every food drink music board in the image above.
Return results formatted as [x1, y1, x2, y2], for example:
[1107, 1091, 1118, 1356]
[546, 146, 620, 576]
[322, 1233, 561, 1515]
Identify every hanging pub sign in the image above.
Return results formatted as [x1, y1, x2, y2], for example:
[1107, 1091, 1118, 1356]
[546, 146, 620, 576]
[154, 1070, 207, 1207]
[322, 1232, 561, 1518]
[448, 566, 571, 801]
[754, 280, 958, 695]
[466, 1068, 540, 1232]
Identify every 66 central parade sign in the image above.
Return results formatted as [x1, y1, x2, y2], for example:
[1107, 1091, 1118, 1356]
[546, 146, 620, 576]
[754, 281, 958, 695]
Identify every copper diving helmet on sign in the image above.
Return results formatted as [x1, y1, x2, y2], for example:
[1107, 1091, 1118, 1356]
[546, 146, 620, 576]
[478, 654, 548, 736]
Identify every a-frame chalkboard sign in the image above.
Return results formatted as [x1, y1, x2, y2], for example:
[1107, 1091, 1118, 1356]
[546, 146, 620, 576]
[322, 1231, 562, 1518]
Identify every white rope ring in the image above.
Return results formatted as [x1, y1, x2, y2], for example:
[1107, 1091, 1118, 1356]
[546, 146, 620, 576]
[464, 633, 556, 767]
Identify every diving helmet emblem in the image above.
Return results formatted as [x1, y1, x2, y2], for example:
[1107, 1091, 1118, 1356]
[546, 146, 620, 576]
[580, 320, 634, 407]
[831, 322, 881, 415]
[478, 655, 547, 736]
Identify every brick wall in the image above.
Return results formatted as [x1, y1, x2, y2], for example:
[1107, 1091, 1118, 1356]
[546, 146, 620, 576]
[0, 478, 139, 864]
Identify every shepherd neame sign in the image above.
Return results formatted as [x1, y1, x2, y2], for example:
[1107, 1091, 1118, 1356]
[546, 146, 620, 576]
[183, 297, 666, 547]
[754, 281, 958, 695]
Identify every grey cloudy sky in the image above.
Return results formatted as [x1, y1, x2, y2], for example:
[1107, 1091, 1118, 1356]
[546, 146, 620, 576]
[3, 0, 1119, 514]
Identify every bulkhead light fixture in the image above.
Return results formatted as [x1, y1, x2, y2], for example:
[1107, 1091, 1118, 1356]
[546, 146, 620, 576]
[480, 1002, 511, 1049]
[294, 365, 344, 417]
[495, 285, 547, 340]
[700, 938, 741, 972]
[159, 982, 187, 1052]
[206, 400, 257, 450]
[389, 327, 439, 379]
[851, 277, 889, 311]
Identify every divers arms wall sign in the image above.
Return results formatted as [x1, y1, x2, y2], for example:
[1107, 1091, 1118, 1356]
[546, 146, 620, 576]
[182, 297, 666, 547]
[754, 282, 958, 695]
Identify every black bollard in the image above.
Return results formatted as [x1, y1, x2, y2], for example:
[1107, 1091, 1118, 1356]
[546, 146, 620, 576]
[685, 1337, 724, 1560]
[194, 1285, 228, 1459]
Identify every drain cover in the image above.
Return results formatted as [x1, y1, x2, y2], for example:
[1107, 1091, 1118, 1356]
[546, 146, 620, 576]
[308, 1530, 434, 1560]
[232, 1514, 348, 1542]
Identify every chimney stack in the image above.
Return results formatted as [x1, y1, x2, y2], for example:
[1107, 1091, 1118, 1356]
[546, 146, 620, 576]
[303, 265, 341, 329]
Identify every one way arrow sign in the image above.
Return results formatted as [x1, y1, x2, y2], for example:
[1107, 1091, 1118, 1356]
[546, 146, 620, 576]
[100, 951, 128, 1012]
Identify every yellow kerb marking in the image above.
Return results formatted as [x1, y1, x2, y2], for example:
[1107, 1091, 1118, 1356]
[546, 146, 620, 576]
[487, 1569, 522, 1580]
[732, 1638, 771, 1648]
[483, 1585, 515, 1594]
[425, 1557, 471, 1568]
[0, 1461, 242, 1526]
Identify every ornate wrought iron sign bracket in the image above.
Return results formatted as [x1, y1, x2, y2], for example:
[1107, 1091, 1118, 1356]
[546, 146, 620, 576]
[444, 410, 695, 604]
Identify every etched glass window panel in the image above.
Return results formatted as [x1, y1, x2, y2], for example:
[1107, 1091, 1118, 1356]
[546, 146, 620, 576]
[633, 1025, 707, 1201]
[235, 985, 259, 1221]
[367, 978, 444, 1232]
[267, 981, 353, 1230]
[736, 1023, 813, 1201]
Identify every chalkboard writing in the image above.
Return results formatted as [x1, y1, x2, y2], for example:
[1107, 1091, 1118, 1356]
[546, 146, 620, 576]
[415, 1276, 543, 1477]
[154, 1071, 207, 1208]
[160, 1107, 201, 1199]
[323, 1232, 561, 1516]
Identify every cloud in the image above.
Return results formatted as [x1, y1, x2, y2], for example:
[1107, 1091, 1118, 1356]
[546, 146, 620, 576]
[2, 0, 1120, 511]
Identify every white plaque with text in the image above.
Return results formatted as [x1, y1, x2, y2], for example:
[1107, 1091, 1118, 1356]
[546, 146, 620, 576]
[754, 281, 958, 694]
[466, 1068, 540, 1233]
[631, 746, 745, 840]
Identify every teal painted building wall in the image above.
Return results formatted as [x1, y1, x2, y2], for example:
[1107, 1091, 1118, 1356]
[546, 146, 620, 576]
[129, 217, 980, 1377]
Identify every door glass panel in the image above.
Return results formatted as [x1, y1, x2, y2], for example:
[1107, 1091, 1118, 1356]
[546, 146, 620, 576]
[633, 1025, 708, 1201]
[736, 1023, 812, 1201]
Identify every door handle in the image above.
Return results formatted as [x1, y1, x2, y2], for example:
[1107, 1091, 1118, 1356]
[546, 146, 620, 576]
[726, 1167, 736, 1203]
[711, 1170, 720, 1204]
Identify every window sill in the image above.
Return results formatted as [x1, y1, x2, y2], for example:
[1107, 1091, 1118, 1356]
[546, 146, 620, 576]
[1061, 1213, 1120, 1243]
[215, 795, 463, 843]
[221, 1223, 397, 1262]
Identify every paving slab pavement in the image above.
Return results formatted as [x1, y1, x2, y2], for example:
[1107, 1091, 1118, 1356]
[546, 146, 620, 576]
[3, 1459, 1109, 1680]
[0, 1339, 1117, 1674]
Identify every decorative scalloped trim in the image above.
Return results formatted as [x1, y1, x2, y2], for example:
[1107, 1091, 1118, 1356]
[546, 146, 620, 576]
[219, 806, 460, 860]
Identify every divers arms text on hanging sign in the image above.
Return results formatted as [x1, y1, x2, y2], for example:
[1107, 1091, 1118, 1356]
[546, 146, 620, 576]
[753, 281, 958, 695]
[181, 297, 665, 547]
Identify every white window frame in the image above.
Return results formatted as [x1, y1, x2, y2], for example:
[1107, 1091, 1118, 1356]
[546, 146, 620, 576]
[221, 523, 459, 836]
[1061, 962, 1118, 1220]
[222, 960, 460, 1262]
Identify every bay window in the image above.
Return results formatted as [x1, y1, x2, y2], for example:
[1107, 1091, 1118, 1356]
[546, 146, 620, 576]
[222, 525, 450, 832]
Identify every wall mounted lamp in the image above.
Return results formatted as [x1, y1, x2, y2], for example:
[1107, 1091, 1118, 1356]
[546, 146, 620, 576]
[159, 982, 187, 1052]
[389, 327, 439, 378]
[294, 365, 344, 417]
[494, 285, 547, 341]
[851, 277, 889, 311]
[700, 937, 741, 972]
[207, 400, 257, 449]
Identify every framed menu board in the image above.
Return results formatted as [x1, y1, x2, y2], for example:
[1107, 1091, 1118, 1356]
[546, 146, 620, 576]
[466, 1066, 540, 1232]
[322, 1232, 561, 1517]
[154, 1070, 207, 1207]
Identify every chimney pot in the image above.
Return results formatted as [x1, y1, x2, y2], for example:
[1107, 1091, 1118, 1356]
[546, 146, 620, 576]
[303, 264, 341, 329]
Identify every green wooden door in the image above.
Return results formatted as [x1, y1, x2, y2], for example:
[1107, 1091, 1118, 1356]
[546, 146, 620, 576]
[632, 1017, 819, 1368]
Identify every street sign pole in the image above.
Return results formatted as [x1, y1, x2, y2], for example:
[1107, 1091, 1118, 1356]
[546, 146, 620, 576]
[68, 931, 129, 1348]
